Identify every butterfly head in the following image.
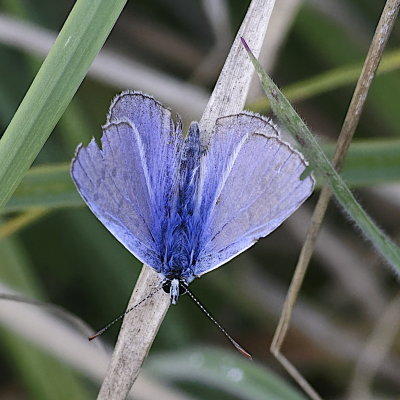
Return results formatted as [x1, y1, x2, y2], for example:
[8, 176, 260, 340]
[162, 277, 188, 305]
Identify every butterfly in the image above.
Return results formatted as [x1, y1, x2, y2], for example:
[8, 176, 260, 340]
[71, 91, 315, 305]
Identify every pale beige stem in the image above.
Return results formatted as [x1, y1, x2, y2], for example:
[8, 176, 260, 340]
[97, 0, 277, 398]
[97, 267, 169, 399]
[199, 0, 276, 137]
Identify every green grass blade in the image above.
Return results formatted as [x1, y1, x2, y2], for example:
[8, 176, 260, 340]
[0, 0, 127, 210]
[325, 139, 400, 187]
[241, 38, 400, 275]
[148, 348, 307, 400]
[0, 235, 90, 399]
[4, 137, 400, 214]
[3, 163, 80, 213]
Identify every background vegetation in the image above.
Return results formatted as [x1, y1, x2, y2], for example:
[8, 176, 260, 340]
[0, 0, 399, 399]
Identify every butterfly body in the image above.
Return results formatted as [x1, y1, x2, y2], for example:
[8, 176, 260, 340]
[71, 91, 315, 304]
[160, 122, 202, 286]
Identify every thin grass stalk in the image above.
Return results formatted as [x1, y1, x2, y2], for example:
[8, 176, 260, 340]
[272, 0, 400, 357]
[243, 0, 400, 397]
[243, 0, 400, 275]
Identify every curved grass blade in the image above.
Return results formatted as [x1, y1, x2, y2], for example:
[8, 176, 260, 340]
[242, 37, 400, 275]
[147, 347, 307, 400]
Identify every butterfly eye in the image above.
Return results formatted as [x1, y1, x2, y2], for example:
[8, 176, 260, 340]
[161, 280, 171, 294]
[178, 281, 188, 296]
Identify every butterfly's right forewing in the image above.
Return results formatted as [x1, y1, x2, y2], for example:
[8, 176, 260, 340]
[71, 92, 183, 272]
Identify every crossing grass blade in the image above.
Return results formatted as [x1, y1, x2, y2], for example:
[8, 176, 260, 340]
[4, 137, 400, 215]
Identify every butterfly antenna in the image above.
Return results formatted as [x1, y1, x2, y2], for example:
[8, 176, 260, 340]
[88, 285, 162, 341]
[185, 288, 252, 360]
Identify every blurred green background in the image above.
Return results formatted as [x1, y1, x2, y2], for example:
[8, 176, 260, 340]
[1, 0, 400, 399]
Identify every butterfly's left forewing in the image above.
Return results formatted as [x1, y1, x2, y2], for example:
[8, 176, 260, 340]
[194, 113, 315, 276]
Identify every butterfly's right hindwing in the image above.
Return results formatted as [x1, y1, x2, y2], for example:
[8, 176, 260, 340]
[193, 113, 315, 276]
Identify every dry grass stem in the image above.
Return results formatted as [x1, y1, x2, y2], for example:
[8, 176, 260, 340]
[348, 292, 400, 400]
[97, 1, 276, 398]
[97, 267, 169, 399]
[270, 0, 400, 397]
[289, 209, 386, 318]
[241, 266, 400, 383]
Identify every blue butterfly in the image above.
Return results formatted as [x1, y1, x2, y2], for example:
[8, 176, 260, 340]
[71, 91, 314, 305]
